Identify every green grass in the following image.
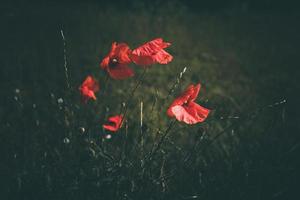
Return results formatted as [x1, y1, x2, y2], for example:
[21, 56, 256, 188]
[1, 1, 299, 199]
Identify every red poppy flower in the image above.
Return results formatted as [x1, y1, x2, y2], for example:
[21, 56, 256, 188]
[103, 114, 123, 132]
[79, 76, 99, 102]
[100, 42, 134, 79]
[167, 84, 210, 124]
[131, 38, 173, 66]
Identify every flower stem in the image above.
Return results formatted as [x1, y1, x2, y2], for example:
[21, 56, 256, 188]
[120, 67, 148, 128]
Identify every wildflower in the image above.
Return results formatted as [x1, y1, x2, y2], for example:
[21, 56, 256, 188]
[100, 42, 134, 79]
[131, 38, 173, 66]
[57, 98, 64, 104]
[167, 83, 210, 124]
[79, 76, 99, 102]
[103, 114, 123, 132]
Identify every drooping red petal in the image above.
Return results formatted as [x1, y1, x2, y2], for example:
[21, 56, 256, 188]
[107, 64, 134, 80]
[167, 84, 196, 111]
[189, 83, 201, 102]
[81, 86, 97, 100]
[101, 42, 118, 69]
[100, 56, 110, 69]
[110, 42, 118, 52]
[131, 38, 172, 66]
[144, 38, 171, 51]
[82, 76, 97, 89]
[186, 102, 210, 123]
[130, 53, 155, 66]
[170, 105, 200, 124]
[167, 83, 210, 124]
[154, 49, 173, 64]
[103, 124, 118, 132]
[79, 76, 99, 102]
[169, 102, 210, 124]
[103, 115, 123, 132]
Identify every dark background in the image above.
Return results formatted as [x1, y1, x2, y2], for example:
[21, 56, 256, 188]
[1, 0, 300, 199]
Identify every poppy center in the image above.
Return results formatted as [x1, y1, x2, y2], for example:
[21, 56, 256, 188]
[109, 58, 119, 68]
[106, 121, 116, 126]
[183, 100, 190, 106]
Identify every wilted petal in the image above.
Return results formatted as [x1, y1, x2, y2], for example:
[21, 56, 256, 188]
[171, 105, 200, 124]
[186, 102, 210, 123]
[131, 38, 172, 66]
[100, 56, 110, 69]
[146, 38, 171, 50]
[154, 49, 173, 64]
[79, 76, 99, 102]
[167, 84, 196, 110]
[81, 86, 96, 100]
[107, 64, 134, 80]
[103, 115, 123, 132]
[189, 84, 201, 102]
[130, 53, 155, 66]
[167, 83, 210, 124]
[103, 124, 119, 132]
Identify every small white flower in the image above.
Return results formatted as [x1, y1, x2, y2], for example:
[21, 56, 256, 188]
[57, 98, 63, 104]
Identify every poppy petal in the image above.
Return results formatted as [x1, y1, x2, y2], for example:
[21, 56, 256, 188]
[100, 56, 110, 69]
[154, 49, 173, 64]
[103, 124, 119, 132]
[189, 83, 201, 102]
[131, 38, 172, 66]
[83, 76, 99, 92]
[146, 38, 171, 50]
[186, 102, 210, 123]
[167, 84, 195, 109]
[130, 53, 155, 66]
[109, 115, 123, 123]
[100, 42, 134, 79]
[103, 115, 123, 132]
[81, 86, 96, 100]
[167, 83, 210, 124]
[107, 64, 134, 80]
[79, 76, 99, 102]
[170, 105, 200, 124]
[114, 43, 132, 64]
[109, 42, 118, 56]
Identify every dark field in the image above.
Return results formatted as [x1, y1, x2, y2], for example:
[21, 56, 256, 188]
[1, 1, 300, 199]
